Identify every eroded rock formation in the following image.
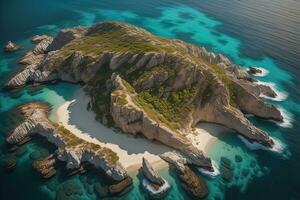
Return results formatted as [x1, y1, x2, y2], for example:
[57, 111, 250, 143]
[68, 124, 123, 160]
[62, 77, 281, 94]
[4, 41, 21, 53]
[6, 103, 128, 182]
[5, 21, 283, 170]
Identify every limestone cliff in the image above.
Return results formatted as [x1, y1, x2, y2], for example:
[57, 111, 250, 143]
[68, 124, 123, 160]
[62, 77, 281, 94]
[5, 21, 283, 168]
[6, 103, 127, 181]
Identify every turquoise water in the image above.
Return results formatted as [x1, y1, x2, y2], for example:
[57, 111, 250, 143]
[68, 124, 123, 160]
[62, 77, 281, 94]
[1, 0, 299, 199]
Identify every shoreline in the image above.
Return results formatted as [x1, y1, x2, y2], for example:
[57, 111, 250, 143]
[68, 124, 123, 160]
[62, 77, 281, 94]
[54, 88, 222, 171]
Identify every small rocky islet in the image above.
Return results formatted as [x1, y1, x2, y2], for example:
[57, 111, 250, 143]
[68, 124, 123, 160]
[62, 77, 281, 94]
[3, 21, 284, 199]
[4, 41, 21, 53]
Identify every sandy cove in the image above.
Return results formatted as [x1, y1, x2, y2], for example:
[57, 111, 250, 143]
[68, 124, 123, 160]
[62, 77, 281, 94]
[54, 88, 223, 171]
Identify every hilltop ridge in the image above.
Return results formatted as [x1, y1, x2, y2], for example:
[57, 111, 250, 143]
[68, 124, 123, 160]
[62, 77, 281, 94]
[6, 21, 283, 170]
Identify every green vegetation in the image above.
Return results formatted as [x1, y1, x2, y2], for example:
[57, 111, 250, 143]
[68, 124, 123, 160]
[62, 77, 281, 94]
[132, 64, 175, 87]
[52, 123, 119, 164]
[204, 61, 237, 107]
[116, 95, 128, 105]
[53, 22, 240, 132]
[133, 84, 198, 130]
[61, 28, 176, 57]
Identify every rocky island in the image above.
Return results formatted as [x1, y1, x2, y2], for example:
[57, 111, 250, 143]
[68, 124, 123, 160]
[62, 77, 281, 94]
[4, 41, 21, 53]
[5, 21, 284, 199]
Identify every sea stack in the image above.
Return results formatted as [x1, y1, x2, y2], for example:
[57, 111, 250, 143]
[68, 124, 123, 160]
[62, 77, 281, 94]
[248, 67, 262, 75]
[4, 41, 21, 53]
[160, 151, 209, 199]
[141, 157, 170, 198]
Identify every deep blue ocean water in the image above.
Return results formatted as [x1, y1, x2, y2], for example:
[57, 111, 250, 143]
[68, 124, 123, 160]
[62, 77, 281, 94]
[0, 0, 299, 199]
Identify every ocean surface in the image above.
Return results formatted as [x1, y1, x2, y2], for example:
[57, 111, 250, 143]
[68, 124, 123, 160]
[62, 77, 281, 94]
[0, 0, 300, 199]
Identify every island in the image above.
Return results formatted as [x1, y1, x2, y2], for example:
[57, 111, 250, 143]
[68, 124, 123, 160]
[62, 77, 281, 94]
[5, 21, 283, 199]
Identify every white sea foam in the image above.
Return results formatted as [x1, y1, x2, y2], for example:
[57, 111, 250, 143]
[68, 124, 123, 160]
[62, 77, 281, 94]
[270, 107, 293, 128]
[245, 113, 254, 118]
[142, 178, 170, 196]
[256, 81, 288, 101]
[247, 67, 269, 77]
[238, 135, 285, 153]
[198, 160, 220, 177]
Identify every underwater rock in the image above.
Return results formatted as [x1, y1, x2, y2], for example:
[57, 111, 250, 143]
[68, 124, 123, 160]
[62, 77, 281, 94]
[29, 148, 50, 161]
[108, 177, 133, 195]
[1, 156, 17, 171]
[4, 41, 21, 52]
[56, 180, 84, 200]
[242, 169, 250, 177]
[27, 84, 44, 96]
[235, 155, 243, 163]
[95, 183, 109, 198]
[15, 146, 28, 157]
[220, 157, 233, 181]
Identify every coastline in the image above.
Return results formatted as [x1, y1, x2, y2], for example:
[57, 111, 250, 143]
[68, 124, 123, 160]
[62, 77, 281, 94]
[54, 88, 222, 172]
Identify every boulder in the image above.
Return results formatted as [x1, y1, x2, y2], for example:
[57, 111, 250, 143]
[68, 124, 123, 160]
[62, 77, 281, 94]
[141, 158, 170, 198]
[248, 67, 262, 75]
[142, 157, 164, 186]
[4, 41, 21, 52]
[178, 166, 209, 199]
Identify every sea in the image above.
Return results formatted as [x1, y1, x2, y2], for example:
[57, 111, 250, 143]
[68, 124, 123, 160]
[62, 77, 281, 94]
[0, 0, 299, 199]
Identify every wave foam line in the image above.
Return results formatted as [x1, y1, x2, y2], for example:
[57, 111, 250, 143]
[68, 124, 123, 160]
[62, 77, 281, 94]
[198, 160, 220, 177]
[256, 81, 288, 101]
[238, 135, 285, 153]
[248, 67, 269, 77]
[271, 107, 293, 128]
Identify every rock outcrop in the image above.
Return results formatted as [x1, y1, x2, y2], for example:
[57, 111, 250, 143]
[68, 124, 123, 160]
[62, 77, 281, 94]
[161, 152, 209, 199]
[4, 41, 21, 52]
[31, 35, 52, 44]
[142, 158, 164, 185]
[32, 156, 56, 179]
[248, 67, 262, 75]
[5, 21, 283, 166]
[6, 103, 128, 182]
[141, 158, 170, 198]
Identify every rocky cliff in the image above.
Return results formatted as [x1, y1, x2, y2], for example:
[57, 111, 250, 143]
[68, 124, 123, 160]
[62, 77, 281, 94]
[6, 103, 127, 181]
[5, 21, 283, 169]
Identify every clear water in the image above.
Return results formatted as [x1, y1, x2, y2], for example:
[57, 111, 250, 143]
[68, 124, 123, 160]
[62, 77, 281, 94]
[0, 0, 299, 199]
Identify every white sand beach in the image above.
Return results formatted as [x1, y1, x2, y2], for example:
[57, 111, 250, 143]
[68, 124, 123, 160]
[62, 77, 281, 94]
[54, 88, 224, 171]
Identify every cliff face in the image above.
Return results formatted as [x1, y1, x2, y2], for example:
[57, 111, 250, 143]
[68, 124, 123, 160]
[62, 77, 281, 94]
[6, 21, 283, 167]
[6, 103, 127, 181]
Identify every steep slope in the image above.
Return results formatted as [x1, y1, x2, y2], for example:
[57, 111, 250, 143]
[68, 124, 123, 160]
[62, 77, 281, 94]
[6, 21, 283, 168]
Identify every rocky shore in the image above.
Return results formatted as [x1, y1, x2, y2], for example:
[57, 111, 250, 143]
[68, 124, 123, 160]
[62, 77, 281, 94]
[4, 41, 21, 53]
[3, 21, 285, 199]
[6, 102, 130, 186]
[160, 151, 209, 199]
[141, 157, 170, 198]
[5, 22, 283, 153]
[248, 67, 262, 75]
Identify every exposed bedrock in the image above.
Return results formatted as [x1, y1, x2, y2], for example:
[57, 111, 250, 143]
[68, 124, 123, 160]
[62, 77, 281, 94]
[4, 41, 21, 53]
[142, 157, 164, 186]
[6, 103, 128, 182]
[5, 21, 282, 151]
[141, 157, 170, 198]
[161, 151, 209, 199]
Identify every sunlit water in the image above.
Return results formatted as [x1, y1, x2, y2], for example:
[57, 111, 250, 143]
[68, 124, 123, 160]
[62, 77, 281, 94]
[0, 0, 299, 199]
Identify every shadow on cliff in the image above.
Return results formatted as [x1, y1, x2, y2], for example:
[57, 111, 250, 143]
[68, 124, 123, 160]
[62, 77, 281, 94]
[66, 88, 172, 156]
